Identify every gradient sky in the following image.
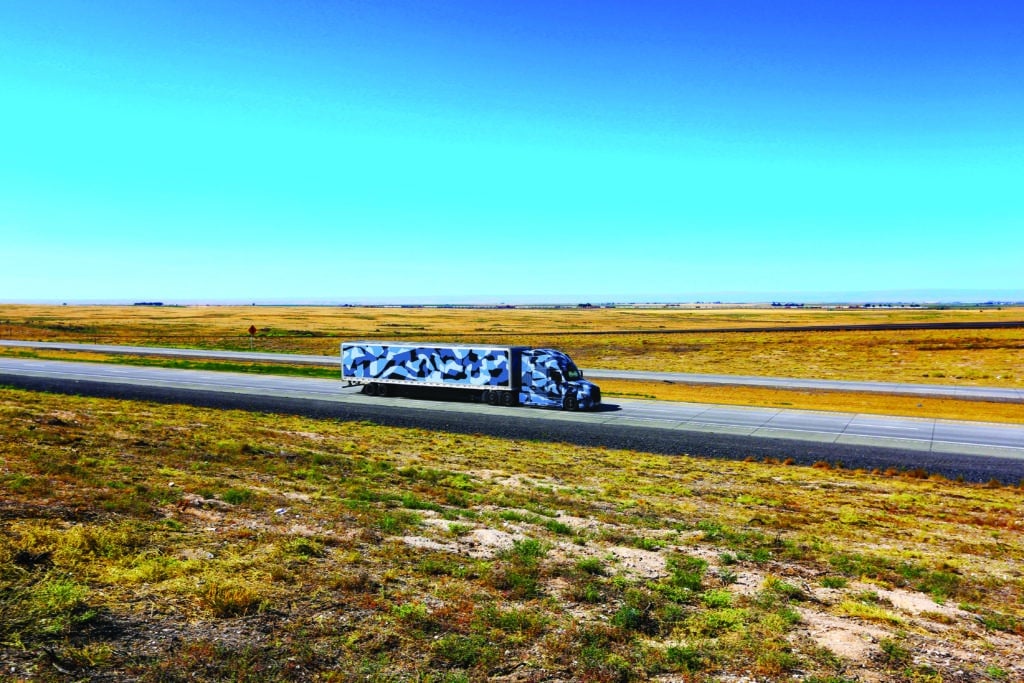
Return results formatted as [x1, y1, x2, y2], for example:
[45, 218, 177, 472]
[2, 1, 1022, 303]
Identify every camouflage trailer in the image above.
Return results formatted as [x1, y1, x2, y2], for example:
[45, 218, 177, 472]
[341, 341, 601, 411]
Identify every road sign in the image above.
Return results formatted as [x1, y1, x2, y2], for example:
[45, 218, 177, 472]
[248, 325, 257, 336]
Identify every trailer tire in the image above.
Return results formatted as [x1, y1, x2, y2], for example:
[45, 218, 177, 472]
[377, 383, 390, 397]
[361, 384, 373, 395]
[563, 395, 579, 411]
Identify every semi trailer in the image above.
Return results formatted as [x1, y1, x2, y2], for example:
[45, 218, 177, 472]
[341, 341, 601, 410]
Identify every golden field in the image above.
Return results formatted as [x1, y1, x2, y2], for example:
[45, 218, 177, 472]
[2, 304, 1022, 425]
[1, 304, 1022, 386]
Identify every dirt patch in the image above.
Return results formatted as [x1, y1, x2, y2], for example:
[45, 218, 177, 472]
[433, 527, 520, 559]
[400, 535, 460, 554]
[608, 545, 665, 578]
[798, 607, 888, 661]
[875, 587, 962, 617]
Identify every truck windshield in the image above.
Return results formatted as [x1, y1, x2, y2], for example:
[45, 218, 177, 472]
[564, 365, 582, 381]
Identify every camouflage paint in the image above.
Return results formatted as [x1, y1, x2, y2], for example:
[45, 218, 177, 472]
[342, 342, 515, 387]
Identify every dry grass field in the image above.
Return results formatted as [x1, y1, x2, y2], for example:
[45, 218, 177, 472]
[1, 304, 1021, 387]
[3, 304, 1022, 425]
[1, 387, 1022, 681]
[4, 303, 1024, 336]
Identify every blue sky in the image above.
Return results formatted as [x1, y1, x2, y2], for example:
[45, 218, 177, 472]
[2, 1, 1022, 303]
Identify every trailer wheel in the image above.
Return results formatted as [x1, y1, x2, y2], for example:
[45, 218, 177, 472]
[377, 383, 390, 397]
[563, 395, 579, 411]
[361, 384, 373, 395]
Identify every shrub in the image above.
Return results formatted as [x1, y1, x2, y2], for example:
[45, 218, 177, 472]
[199, 578, 266, 618]
[632, 536, 662, 551]
[477, 605, 548, 636]
[879, 638, 910, 665]
[667, 554, 707, 592]
[220, 487, 252, 505]
[916, 570, 960, 602]
[702, 588, 733, 608]
[401, 492, 442, 512]
[544, 519, 573, 535]
[685, 607, 747, 637]
[377, 510, 420, 534]
[576, 557, 606, 576]
[489, 565, 541, 599]
[980, 611, 1020, 633]
[837, 600, 903, 625]
[446, 523, 472, 538]
[392, 602, 434, 631]
[665, 644, 704, 672]
[611, 605, 645, 631]
[432, 634, 495, 668]
[505, 538, 548, 563]
[33, 577, 96, 636]
[285, 537, 325, 559]
[755, 650, 801, 676]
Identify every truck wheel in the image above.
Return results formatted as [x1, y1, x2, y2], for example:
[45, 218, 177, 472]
[501, 391, 512, 406]
[563, 395, 579, 411]
[361, 384, 373, 395]
[377, 383, 390, 397]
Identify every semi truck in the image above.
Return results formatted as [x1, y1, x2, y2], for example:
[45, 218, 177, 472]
[341, 341, 601, 411]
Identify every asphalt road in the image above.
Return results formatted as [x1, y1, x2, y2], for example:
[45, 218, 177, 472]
[582, 369, 1024, 402]
[3, 339, 1022, 402]
[3, 357, 1024, 483]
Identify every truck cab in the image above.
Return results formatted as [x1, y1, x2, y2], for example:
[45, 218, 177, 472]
[519, 348, 601, 410]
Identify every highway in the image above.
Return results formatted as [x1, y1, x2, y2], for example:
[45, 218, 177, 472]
[2, 356, 1024, 482]
[582, 369, 1024, 402]
[3, 339, 1022, 402]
